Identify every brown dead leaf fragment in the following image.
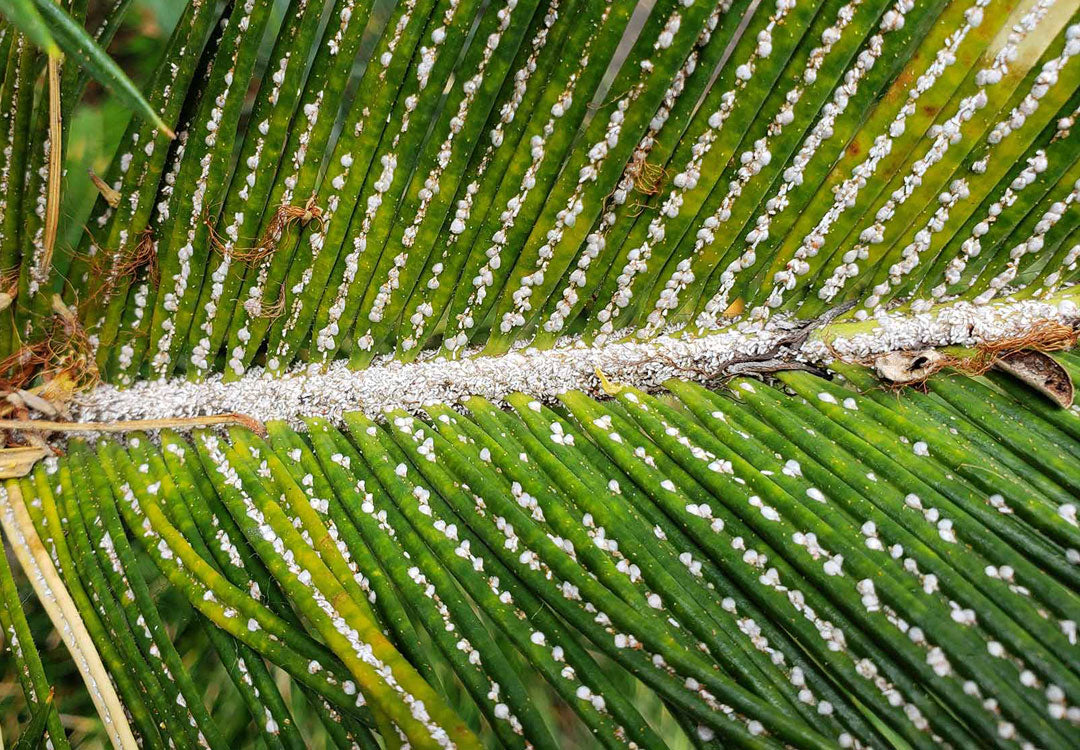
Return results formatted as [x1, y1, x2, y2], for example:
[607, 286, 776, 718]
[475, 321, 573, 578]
[0, 298, 98, 427]
[994, 350, 1074, 408]
[0, 446, 50, 478]
[873, 349, 951, 384]
[869, 321, 1078, 399]
[89, 169, 122, 208]
[973, 320, 1078, 365]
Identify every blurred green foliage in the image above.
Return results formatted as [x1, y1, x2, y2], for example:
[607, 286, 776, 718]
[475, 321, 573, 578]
[61, 0, 180, 250]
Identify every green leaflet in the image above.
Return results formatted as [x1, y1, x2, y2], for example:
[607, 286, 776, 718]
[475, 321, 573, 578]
[103, 436, 307, 750]
[0, 531, 68, 750]
[19, 468, 162, 745]
[0, 0, 57, 57]
[69, 443, 230, 749]
[182, 0, 379, 382]
[7, 0, 167, 134]
[9, 689, 52, 750]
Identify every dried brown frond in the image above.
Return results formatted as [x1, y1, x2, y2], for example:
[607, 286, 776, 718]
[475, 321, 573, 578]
[254, 284, 287, 320]
[0, 296, 99, 403]
[866, 320, 1078, 388]
[217, 194, 324, 266]
[630, 159, 667, 196]
[969, 320, 1078, 369]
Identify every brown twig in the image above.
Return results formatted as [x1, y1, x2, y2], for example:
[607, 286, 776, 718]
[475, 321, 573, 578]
[621, 304, 854, 387]
[0, 412, 266, 437]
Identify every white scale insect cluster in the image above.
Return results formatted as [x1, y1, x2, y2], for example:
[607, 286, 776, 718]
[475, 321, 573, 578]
[443, 33, 593, 351]
[189, 0, 320, 373]
[496, 0, 705, 339]
[0, 486, 134, 749]
[360, 0, 524, 340]
[703, 0, 908, 326]
[637, 411, 841, 712]
[314, 0, 470, 358]
[580, 398, 853, 737]
[112, 438, 365, 727]
[388, 417, 619, 719]
[864, 19, 1080, 311]
[76, 294, 1078, 426]
[0, 39, 26, 256]
[397, 414, 741, 737]
[401, 0, 566, 353]
[152, 0, 263, 376]
[814, 0, 1058, 307]
[592, 0, 799, 338]
[199, 434, 456, 747]
[748, 0, 992, 323]
[542, 2, 727, 339]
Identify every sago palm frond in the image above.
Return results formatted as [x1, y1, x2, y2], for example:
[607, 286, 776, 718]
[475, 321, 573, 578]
[0, 0, 1077, 748]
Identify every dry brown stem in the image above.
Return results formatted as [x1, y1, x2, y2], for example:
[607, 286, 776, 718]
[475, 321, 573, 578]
[39, 57, 62, 287]
[0, 412, 266, 437]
